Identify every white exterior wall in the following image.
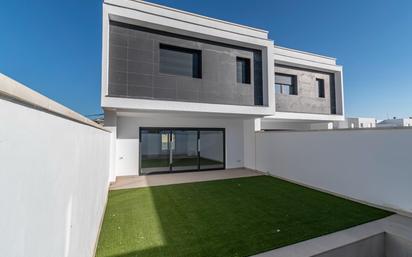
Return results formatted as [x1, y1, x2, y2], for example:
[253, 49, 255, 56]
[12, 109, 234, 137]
[310, 122, 334, 130]
[113, 114, 245, 176]
[348, 117, 376, 128]
[378, 118, 412, 128]
[255, 129, 412, 215]
[243, 119, 260, 169]
[0, 99, 110, 257]
[358, 118, 377, 128]
[333, 117, 377, 129]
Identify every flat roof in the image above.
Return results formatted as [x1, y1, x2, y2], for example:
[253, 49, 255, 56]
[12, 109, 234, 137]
[274, 45, 336, 61]
[105, 0, 268, 37]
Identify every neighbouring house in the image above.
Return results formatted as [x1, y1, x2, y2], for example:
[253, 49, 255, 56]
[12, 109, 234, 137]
[377, 118, 412, 128]
[333, 117, 377, 129]
[101, 0, 344, 181]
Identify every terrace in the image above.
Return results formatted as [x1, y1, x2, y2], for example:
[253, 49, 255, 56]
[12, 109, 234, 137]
[95, 170, 391, 257]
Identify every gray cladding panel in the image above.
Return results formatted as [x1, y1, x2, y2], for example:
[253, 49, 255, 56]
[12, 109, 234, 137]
[275, 65, 336, 115]
[108, 21, 263, 106]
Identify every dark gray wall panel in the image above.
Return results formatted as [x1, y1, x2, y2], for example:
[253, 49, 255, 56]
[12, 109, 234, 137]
[108, 21, 263, 106]
[275, 65, 337, 115]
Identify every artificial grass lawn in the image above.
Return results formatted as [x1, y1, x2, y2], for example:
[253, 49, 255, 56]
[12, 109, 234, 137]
[96, 176, 391, 257]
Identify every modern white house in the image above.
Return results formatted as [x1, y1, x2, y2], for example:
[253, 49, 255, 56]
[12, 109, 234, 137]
[377, 118, 412, 128]
[333, 117, 377, 129]
[4, 2, 412, 256]
[101, 0, 345, 181]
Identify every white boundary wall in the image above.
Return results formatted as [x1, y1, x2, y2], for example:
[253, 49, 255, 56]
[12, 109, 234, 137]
[0, 75, 111, 257]
[255, 129, 412, 215]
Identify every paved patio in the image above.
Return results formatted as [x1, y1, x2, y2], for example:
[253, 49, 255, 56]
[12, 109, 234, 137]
[110, 168, 263, 190]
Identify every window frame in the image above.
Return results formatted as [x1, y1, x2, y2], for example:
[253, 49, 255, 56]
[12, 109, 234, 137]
[274, 73, 297, 96]
[159, 43, 202, 79]
[236, 57, 251, 84]
[316, 78, 325, 98]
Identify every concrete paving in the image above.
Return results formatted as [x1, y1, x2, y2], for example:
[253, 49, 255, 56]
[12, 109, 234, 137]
[110, 168, 263, 190]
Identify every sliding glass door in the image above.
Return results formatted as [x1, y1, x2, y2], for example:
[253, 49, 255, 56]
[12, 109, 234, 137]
[140, 128, 225, 175]
[140, 128, 171, 174]
[171, 130, 199, 172]
[199, 130, 225, 170]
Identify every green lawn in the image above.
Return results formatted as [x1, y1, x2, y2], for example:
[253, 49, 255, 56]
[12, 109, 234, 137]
[96, 176, 391, 257]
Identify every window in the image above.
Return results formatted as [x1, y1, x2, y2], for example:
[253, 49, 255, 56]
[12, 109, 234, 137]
[316, 78, 325, 98]
[236, 57, 251, 84]
[159, 44, 202, 78]
[275, 73, 297, 95]
[161, 133, 169, 151]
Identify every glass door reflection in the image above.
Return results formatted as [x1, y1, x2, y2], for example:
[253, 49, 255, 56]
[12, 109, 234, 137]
[140, 128, 225, 175]
[140, 128, 171, 175]
[199, 130, 224, 170]
[171, 130, 199, 172]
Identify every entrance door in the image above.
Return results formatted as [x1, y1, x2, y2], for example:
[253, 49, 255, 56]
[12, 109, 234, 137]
[140, 128, 225, 175]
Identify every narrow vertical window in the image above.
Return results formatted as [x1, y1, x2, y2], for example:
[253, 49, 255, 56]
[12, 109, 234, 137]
[236, 57, 251, 84]
[161, 133, 169, 151]
[317, 78, 325, 98]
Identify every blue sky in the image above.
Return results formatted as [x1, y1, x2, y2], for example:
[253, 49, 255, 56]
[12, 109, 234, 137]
[1, 0, 411, 119]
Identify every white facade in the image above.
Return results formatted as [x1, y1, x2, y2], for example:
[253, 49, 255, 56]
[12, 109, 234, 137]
[106, 111, 249, 177]
[377, 118, 412, 128]
[102, 0, 345, 180]
[333, 117, 377, 129]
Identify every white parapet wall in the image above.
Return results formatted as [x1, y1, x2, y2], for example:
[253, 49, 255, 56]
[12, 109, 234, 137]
[0, 74, 111, 257]
[255, 128, 412, 215]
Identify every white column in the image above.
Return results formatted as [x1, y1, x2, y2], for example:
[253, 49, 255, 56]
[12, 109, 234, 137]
[104, 110, 117, 182]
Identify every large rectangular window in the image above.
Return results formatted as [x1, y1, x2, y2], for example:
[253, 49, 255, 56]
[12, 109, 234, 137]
[159, 44, 202, 78]
[275, 73, 297, 95]
[236, 57, 251, 84]
[316, 78, 325, 98]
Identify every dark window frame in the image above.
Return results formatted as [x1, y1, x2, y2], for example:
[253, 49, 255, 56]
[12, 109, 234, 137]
[316, 78, 325, 98]
[139, 127, 226, 175]
[275, 73, 298, 95]
[159, 43, 202, 79]
[236, 57, 251, 84]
